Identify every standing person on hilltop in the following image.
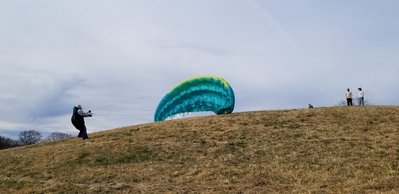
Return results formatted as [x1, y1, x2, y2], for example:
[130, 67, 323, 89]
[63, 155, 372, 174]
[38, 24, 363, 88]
[345, 88, 353, 106]
[71, 105, 93, 140]
[358, 88, 365, 106]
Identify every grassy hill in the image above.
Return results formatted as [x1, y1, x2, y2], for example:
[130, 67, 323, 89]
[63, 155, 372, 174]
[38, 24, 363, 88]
[1, 106, 399, 193]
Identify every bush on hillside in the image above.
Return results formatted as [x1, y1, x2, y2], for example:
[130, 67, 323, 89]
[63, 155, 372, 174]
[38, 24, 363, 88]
[18, 130, 42, 145]
[0, 136, 20, 150]
[47, 132, 73, 142]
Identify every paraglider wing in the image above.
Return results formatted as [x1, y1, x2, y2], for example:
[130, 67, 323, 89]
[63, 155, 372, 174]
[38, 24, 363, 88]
[154, 76, 235, 121]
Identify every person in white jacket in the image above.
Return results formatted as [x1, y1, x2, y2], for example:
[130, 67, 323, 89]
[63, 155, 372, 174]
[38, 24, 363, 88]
[358, 88, 365, 106]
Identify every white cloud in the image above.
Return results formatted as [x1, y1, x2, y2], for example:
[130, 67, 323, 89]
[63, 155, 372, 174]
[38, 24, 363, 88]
[1, 0, 399, 138]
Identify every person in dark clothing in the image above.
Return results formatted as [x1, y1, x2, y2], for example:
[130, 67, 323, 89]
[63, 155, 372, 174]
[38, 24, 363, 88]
[71, 105, 93, 140]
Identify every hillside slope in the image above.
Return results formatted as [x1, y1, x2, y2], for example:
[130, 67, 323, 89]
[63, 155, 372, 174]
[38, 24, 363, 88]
[1, 106, 399, 193]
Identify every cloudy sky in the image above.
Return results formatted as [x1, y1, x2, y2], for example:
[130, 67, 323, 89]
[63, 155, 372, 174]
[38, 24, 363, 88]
[1, 0, 399, 138]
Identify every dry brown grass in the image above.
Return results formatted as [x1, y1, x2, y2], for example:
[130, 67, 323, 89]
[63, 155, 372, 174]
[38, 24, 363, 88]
[1, 106, 399, 193]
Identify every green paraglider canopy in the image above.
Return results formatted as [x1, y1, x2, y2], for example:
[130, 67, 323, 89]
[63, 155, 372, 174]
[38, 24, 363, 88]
[154, 76, 235, 121]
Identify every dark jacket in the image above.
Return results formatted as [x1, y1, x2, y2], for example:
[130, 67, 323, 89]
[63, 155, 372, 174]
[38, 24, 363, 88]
[71, 106, 85, 131]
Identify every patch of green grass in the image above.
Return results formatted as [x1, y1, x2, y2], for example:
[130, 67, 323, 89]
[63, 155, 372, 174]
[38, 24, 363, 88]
[76, 146, 159, 165]
[0, 177, 32, 191]
[116, 146, 157, 164]
[77, 151, 91, 164]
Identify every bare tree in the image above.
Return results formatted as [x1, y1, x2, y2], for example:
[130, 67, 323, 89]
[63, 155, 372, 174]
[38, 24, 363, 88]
[337, 100, 347, 107]
[0, 136, 20, 150]
[47, 132, 73, 142]
[18, 130, 42, 145]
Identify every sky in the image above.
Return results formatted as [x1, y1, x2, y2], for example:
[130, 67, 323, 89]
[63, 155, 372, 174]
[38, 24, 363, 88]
[1, 0, 399, 138]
